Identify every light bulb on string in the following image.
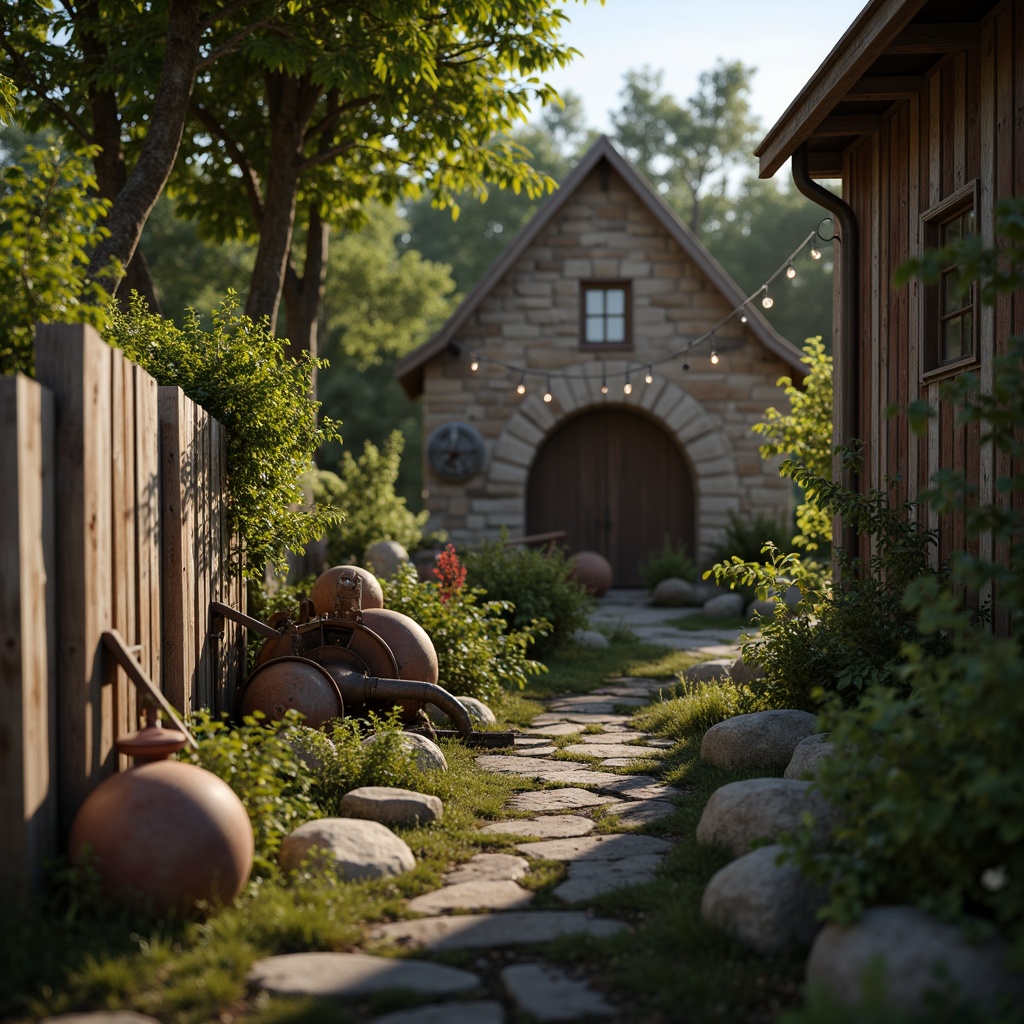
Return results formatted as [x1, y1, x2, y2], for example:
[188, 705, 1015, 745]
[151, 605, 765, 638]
[761, 286, 774, 309]
[600, 368, 608, 395]
[644, 366, 653, 384]
[810, 243, 822, 260]
[739, 305, 748, 323]
[785, 262, 796, 279]
[710, 332, 719, 365]
[470, 353, 480, 372]
[543, 378, 553, 403]
[623, 374, 632, 395]
[516, 374, 526, 395]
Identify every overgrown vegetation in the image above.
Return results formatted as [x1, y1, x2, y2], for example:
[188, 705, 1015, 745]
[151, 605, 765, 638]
[634, 675, 767, 742]
[312, 430, 429, 566]
[639, 536, 697, 590]
[107, 293, 341, 577]
[0, 145, 113, 375]
[463, 534, 594, 656]
[380, 549, 547, 702]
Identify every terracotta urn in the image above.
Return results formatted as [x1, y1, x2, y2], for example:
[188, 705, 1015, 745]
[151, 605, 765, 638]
[68, 708, 254, 915]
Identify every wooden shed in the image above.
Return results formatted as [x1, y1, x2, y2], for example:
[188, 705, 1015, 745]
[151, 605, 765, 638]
[396, 137, 806, 586]
[757, 0, 1022, 602]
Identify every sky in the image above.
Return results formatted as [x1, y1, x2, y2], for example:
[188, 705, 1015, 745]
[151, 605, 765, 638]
[536, 0, 868, 144]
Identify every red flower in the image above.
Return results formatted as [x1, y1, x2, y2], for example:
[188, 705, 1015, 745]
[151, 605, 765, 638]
[433, 544, 467, 604]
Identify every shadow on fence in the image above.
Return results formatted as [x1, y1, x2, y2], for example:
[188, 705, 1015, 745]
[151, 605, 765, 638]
[1, 323, 245, 890]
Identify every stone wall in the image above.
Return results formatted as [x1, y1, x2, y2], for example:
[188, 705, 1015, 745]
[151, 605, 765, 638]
[420, 163, 794, 566]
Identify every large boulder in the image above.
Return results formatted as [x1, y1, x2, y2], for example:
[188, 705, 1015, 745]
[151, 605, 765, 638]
[784, 733, 835, 780]
[745, 597, 777, 621]
[338, 786, 443, 826]
[363, 540, 411, 578]
[696, 778, 834, 858]
[807, 905, 1024, 1015]
[702, 592, 746, 619]
[701, 844, 827, 955]
[700, 709, 818, 772]
[362, 731, 448, 772]
[682, 659, 734, 686]
[572, 629, 610, 648]
[651, 577, 698, 607]
[279, 818, 416, 879]
[729, 654, 766, 686]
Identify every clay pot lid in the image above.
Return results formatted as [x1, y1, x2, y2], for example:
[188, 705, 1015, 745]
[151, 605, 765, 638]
[116, 704, 188, 762]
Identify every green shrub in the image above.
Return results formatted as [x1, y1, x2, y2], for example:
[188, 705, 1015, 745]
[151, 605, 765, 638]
[639, 537, 697, 590]
[0, 145, 114, 376]
[786, 584, 1024, 968]
[712, 509, 795, 565]
[463, 535, 593, 656]
[380, 555, 547, 702]
[313, 429, 428, 566]
[107, 293, 341, 577]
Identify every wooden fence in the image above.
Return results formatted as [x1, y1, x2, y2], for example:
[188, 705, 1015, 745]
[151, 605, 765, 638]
[1, 324, 245, 890]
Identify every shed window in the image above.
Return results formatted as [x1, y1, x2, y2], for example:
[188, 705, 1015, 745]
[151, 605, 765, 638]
[581, 282, 632, 349]
[922, 182, 978, 376]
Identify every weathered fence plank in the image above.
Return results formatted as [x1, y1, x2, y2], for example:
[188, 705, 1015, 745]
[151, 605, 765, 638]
[0, 375, 57, 890]
[35, 324, 115, 840]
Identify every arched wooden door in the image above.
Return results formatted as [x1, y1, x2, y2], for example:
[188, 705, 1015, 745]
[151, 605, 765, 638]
[526, 408, 695, 587]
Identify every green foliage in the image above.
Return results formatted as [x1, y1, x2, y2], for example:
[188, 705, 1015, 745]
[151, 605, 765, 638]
[313, 430, 428, 566]
[634, 676, 767, 743]
[105, 292, 341, 576]
[712, 509, 796, 565]
[463, 535, 594, 656]
[787, 587, 1024, 966]
[639, 536, 697, 590]
[0, 145, 114, 375]
[380, 563, 546, 702]
[752, 336, 834, 550]
[184, 710, 321, 877]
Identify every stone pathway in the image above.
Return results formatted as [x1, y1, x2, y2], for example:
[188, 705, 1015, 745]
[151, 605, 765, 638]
[240, 590, 745, 1022]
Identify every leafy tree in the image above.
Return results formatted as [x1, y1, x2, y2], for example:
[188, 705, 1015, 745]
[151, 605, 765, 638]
[752, 337, 834, 550]
[0, 145, 112, 375]
[612, 62, 760, 233]
[402, 94, 596, 292]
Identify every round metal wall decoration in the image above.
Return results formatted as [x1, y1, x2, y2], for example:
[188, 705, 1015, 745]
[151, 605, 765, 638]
[427, 421, 486, 482]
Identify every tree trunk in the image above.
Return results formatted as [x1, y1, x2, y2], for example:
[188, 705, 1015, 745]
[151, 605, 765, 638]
[281, 203, 330, 368]
[85, 0, 203, 292]
[244, 72, 318, 332]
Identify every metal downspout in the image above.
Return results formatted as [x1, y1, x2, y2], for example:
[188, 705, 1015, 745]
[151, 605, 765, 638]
[791, 143, 860, 565]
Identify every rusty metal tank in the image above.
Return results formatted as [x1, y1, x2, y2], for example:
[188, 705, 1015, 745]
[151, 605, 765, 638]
[68, 707, 254, 915]
[237, 656, 343, 727]
[310, 564, 383, 617]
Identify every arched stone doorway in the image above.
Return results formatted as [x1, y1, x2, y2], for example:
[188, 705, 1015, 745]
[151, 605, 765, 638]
[526, 407, 696, 587]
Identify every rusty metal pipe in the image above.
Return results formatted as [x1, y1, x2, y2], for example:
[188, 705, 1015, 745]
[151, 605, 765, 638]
[332, 672, 474, 737]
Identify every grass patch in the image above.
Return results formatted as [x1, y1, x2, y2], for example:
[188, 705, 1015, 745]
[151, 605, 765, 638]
[634, 677, 768, 744]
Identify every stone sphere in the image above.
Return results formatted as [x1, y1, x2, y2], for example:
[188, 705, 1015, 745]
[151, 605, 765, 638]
[569, 550, 614, 596]
[363, 540, 411, 578]
[69, 760, 254, 915]
[310, 565, 384, 616]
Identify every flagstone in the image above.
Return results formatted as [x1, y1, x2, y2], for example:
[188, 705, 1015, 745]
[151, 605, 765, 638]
[507, 788, 622, 812]
[246, 951, 479, 998]
[406, 880, 534, 915]
[500, 962, 615, 1021]
[443, 853, 530, 883]
[552, 855, 667, 903]
[475, 755, 590, 775]
[521, 723, 582, 737]
[603, 799, 678, 825]
[370, 912, 626, 950]
[562, 743, 661, 759]
[370, 1001, 505, 1024]
[478, 815, 596, 839]
[516, 833, 673, 862]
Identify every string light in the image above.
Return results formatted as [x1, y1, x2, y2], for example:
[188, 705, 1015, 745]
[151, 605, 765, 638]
[463, 226, 820, 396]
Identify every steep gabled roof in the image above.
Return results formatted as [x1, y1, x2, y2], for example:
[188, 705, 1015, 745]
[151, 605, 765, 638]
[395, 135, 805, 398]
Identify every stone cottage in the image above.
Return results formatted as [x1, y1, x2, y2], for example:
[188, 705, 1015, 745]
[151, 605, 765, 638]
[395, 136, 807, 586]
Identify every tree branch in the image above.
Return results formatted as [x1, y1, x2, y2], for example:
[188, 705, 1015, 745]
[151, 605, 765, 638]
[191, 100, 264, 225]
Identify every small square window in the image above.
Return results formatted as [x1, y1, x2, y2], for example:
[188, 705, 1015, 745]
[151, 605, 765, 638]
[921, 182, 978, 377]
[580, 282, 632, 350]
